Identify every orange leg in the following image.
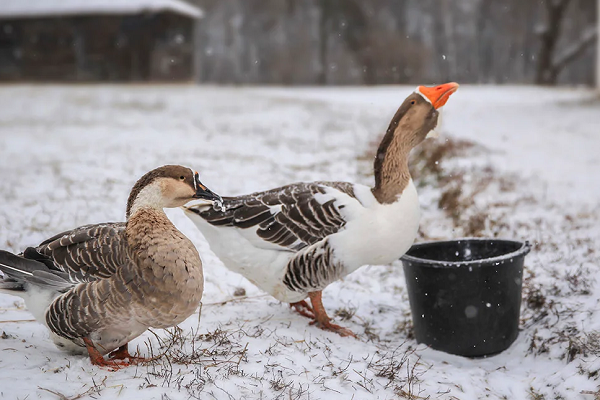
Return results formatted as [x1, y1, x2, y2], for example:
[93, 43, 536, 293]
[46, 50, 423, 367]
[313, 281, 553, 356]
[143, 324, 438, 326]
[308, 291, 357, 338]
[83, 338, 131, 370]
[108, 344, 147, 363]
[290, 299, 315, 319]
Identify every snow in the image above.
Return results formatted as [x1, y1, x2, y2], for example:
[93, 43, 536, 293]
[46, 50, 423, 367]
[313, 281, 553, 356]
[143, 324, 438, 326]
[0, 84, 599, 399]
[0, 0, 203, 19]
[261, 85, 600, 206]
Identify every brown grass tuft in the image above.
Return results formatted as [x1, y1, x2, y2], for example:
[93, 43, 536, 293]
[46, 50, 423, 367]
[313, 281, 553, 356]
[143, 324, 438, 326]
[409, 137, 476, 183]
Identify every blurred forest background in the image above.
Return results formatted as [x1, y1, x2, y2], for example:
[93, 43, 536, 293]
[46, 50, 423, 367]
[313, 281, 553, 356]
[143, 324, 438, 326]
[0, 0, 597, 86]
[189, 0, 598, 85]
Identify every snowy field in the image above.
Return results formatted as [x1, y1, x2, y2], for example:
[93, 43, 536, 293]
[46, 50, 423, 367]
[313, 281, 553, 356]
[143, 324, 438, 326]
[0, 84, 599, 400]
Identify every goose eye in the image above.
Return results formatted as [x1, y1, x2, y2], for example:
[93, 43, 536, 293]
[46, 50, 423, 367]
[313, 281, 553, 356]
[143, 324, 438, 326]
[179, 176, 185, 180]
[410, 100, 416, 105]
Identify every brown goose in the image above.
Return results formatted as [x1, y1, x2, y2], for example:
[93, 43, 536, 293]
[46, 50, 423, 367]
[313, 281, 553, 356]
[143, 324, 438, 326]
[0, 165, 222, 368]
[185, 83, 459, 337]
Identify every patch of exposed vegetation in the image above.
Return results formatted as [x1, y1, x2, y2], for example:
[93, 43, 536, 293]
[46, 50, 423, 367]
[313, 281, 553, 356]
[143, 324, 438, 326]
[124, 317, 430, 400]
[358, 130, 600, 384]
[334, 305, 357, 321]
[408, 137, 477, 184]
[358, 133, 506, 237]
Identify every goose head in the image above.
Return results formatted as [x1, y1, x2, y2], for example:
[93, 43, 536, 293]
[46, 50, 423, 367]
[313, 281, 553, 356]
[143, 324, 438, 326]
[384, 82, 459, 149]
[126, 165, 222, 219]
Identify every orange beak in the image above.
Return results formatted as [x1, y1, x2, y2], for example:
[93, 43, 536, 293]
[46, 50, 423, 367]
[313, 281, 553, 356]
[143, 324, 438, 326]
[417, 82, 459, 109]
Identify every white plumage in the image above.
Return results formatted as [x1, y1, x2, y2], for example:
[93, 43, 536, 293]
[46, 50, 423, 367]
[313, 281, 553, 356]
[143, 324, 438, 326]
[186, 180, 420, 303]
[185, 83, 459, 336]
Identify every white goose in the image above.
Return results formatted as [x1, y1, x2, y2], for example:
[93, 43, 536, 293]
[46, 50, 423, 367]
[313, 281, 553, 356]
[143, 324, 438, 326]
[185, 83, 459, 337]
[0, 165, 222, 368]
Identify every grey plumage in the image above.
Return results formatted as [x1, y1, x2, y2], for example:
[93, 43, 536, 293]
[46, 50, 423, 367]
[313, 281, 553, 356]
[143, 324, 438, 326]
[24, 222, 127, 282]
[40, 209, 204, 346]
[0, 250, 71, 292]
[0, 165, 220, 364]
[282, 239, 344, 293]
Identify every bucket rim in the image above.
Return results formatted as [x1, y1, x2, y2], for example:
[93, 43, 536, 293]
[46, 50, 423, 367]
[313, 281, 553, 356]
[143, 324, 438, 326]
[400, 237, 531, 267]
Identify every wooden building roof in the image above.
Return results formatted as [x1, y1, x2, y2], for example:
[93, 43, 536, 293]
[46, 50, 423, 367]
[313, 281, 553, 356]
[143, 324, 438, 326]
[0, 0, 203, 19]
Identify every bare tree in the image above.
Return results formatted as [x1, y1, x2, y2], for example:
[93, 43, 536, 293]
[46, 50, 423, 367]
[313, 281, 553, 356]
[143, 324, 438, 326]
[189, 0, 596, 86]
[316, 0, 366, 84]
[597, 0, 600, 89]
[535, 0, 598, 85]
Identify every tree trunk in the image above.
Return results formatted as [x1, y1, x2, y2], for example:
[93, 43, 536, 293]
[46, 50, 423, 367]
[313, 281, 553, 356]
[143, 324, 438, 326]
[317, 0, 328, 85]
[535, 0, 571, 85]
[597, 0, 600, 90]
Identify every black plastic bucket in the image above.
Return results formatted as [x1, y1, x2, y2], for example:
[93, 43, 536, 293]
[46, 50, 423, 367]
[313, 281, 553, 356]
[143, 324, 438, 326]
[401, 238, 531, 357]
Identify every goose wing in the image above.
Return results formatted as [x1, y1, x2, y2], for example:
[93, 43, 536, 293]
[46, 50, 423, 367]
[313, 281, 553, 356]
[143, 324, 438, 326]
[23, 222, 128, 283]
[188, 181, 361, 251]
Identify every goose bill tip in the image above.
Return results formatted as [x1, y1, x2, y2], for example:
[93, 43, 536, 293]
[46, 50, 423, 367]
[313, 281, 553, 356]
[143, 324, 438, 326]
[417, 82, 459, 109]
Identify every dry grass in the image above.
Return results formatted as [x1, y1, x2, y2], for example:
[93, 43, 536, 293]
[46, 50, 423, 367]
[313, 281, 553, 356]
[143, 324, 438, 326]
[334, 305, 357, 321]
[39, 376, 109, 400]
[111, 314, 430, 400]
[522, 258, 600, 366]
[357, 134, 476, 181]
[393, 317, 415, 340]
[17, 125, 600, 400]
[360, 134, 511, 238]
[134, 324, 256, 399]
[359, 134, 503, 237]
[408, 137, 477, 184]
[370, 345, 427, 399]
[359, 129, 600, 386]
[528, 386, 546, 400]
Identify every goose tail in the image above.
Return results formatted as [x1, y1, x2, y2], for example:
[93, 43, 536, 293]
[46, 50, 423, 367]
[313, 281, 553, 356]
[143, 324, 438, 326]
[0, 250, 71, 295]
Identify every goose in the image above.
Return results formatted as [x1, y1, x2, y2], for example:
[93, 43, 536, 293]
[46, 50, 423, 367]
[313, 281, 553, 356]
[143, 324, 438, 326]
[0, 165, 222, 368]
[184, 83, 459, 337]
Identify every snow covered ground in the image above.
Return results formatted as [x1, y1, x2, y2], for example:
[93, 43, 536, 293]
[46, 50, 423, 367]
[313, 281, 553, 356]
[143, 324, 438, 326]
[0, 84, 598, 400]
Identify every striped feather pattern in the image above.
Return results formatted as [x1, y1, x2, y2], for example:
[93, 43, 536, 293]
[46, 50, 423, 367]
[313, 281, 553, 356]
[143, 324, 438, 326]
[0, 250, 72, 292]
[41, 210, 204, 347]
[195, 181, 357, 251]
[26, 222, 127, 282]
[0, 165, 213, 355]
[46, 272, 122, 342]
[282, 239, 344, 293]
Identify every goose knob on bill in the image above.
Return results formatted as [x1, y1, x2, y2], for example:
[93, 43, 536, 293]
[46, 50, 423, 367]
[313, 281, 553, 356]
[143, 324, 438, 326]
[0, 165, 222, 369]
[184, 82, 459, 337]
